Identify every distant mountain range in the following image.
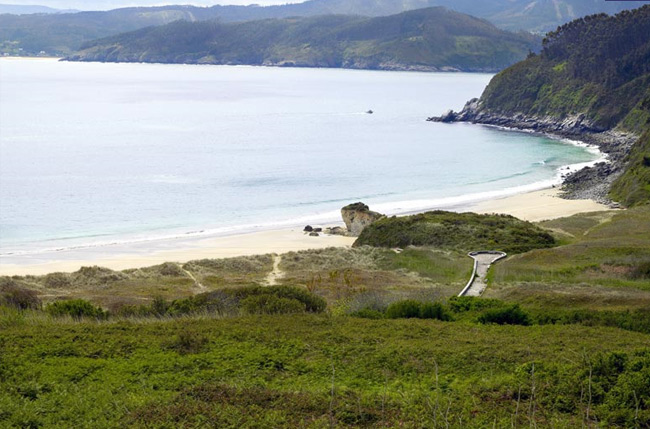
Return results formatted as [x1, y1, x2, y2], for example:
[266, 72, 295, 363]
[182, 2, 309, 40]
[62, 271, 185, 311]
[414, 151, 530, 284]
[0, 4, 77, 14]
[1, 0, 646, 56]
[65, 7, 541, 73]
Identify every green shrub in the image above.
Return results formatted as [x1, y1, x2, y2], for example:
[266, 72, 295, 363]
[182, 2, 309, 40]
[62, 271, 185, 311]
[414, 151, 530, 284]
[223, 285, 326, 314]
[43, 272, 71, 289]
[418, 302, 452, 321]
[165, 330, 209, 355]
[448, 296, 504, 313]
[477, 304, 531, 326]
[0, 280, 40, 310]
[46, 299, 106, 320]
[350, 308, 385, 319]
[111, 303, 152, 318]
[150, 296, 169, 317]
[385, 300, 421, 319]
[630, 261, 650, 279]
[241, 295, 305, 315]
[355, 211, 556, 253]
[265, 285, 326, 313]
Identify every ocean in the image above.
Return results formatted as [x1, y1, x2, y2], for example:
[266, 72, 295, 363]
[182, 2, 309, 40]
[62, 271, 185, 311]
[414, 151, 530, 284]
[0, 59, 601, 258]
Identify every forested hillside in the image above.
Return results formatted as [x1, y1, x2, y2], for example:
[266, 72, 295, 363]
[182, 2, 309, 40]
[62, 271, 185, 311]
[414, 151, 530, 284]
[65, 8, 541, 72]
[0, 0, 643, 56]
[481, 7, 650, 132]
[433, 6, 650, 206]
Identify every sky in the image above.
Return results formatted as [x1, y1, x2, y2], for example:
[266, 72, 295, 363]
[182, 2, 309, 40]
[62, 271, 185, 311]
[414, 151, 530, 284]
[1, 0, 305, 10]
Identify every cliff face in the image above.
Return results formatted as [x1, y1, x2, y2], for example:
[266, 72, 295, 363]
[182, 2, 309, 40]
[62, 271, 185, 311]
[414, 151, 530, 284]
[429, 6, 650, 206]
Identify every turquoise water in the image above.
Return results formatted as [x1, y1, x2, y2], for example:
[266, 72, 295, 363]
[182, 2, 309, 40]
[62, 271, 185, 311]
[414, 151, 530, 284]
[0, 59, 599, 257]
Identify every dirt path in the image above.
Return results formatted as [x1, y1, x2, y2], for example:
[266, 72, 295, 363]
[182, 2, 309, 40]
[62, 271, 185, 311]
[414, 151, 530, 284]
[265, 254, 284, 286]
[177, 264, 207, 293]
[459, 251, 507, 297]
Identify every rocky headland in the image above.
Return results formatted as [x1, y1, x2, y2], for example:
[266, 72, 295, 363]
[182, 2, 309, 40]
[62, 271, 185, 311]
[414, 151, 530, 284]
[427, 7, 650, 207]
[428, 98, 638, 204]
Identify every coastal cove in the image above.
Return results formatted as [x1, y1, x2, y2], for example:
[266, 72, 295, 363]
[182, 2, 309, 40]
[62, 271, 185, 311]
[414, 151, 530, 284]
[0, 59, 602, 271]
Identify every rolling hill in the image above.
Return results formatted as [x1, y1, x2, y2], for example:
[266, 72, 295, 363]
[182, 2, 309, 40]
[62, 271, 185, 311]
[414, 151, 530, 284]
[1, 0, 645, 56]
[65, 8, 541, 72]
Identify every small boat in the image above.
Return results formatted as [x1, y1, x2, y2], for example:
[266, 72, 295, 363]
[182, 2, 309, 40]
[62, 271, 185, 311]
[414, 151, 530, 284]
[366, 109, 374, 114]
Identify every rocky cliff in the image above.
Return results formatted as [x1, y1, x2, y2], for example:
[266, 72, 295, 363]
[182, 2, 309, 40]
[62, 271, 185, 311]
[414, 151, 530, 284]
[341, 203, 384, 237]
[428, 7, 650, 206]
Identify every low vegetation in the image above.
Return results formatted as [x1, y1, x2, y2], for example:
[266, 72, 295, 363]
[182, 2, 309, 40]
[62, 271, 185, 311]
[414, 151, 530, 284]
[490, 206, 650, 296]
[0, 310, 648, 427]
[611, 130, 650, 207]
[355, 210, 556, 253]
[1, 205, 649, 427]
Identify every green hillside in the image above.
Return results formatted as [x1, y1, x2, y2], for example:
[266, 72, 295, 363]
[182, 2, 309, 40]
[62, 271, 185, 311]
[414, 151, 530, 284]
[439, 6, 650, 206]
[65, 8, 541, 72]
[0, 0, 643, 56]
[480, 7, 650, 132]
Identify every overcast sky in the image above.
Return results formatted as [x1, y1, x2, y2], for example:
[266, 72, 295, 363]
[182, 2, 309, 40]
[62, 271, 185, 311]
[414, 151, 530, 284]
[2, 0, 305, 10]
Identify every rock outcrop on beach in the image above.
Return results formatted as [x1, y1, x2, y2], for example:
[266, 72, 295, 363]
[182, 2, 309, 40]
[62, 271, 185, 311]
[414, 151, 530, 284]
[341, 202, 384, 237]
[428, 6, 650, 206]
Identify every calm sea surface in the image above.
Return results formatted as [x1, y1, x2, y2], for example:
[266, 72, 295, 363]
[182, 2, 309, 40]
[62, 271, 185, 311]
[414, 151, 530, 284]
[0, 59, 599, 257]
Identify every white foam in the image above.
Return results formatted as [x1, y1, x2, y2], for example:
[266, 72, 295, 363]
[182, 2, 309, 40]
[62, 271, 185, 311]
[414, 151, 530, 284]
[1, 132, 606, 259]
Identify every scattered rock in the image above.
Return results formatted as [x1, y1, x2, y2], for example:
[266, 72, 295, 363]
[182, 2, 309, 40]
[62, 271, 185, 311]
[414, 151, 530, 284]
[326, 226, 347, 236]
[341, 202, 384, 236]
[303, 225, 313, 232]
[309, 232, 320, 237]
[313, 227, 322, 232]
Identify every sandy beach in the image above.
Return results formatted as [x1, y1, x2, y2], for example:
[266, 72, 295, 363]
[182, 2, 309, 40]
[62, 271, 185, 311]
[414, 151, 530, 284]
[0, 187, 612, 276]
[467, 187, 611, 222]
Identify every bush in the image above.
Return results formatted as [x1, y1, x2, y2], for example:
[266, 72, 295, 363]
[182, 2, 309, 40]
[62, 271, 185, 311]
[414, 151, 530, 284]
[265, 286, 326, 313]
[46, 299, 106, 320]
[630, 261, 650, 279]
[419, 302, 452, 321]
[355, 210, 556, 253]
[0, 280, 41, 310]
[150, 296, 169, 317]
[43, 272, 71, 289]
[350, 308, 385, 319]
[165, 330, 209, 355]
[448, 296, 505, 313]
[385, 300, 421, 319]
[241, 295, 305, 315]
[477, 304, 531, 326]
[224, 285, 326, 314]
[384, 300, 454, 321]
[110, 303, 152, 318]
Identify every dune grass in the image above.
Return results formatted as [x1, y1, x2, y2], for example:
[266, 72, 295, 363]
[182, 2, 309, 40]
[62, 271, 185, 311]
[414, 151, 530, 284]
[492, 206, 650, 295]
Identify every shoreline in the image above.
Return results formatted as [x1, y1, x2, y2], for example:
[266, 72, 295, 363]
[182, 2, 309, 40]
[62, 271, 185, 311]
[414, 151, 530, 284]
[428, 100, 639, 203]
[0, 187, 611, 276]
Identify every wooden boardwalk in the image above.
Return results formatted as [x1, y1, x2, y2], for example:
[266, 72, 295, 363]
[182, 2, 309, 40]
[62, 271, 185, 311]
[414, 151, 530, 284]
[458, 251, 507, 297]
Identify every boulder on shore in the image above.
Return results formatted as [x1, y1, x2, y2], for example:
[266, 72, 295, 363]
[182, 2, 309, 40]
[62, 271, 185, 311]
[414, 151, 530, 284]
[341, 202, 384, 236]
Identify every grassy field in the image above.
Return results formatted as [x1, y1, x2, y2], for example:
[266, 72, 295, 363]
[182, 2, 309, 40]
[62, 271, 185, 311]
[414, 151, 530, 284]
[1, 313, 648, 428]
[488, 206, 650, 310]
